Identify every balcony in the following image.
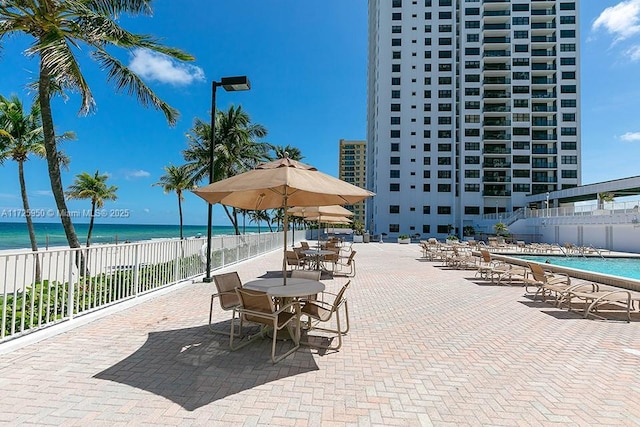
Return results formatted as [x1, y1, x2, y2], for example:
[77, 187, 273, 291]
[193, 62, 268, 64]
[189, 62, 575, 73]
[483, 119, 511, 126]
[483, 161, 511, 168]
[484, 36, 511, 44]
[532, 91, 557, 99]
[532, 77, 556, 85]
[531, 8, 556, 15]
[532, 133, 557, 141]
[483, 91, 509, 99]
[532, 49, 556, 57]
[483, 63, 511, 71]
[483, 132, 510, 140]
[483, 77, 510, 85]
[531, 36, 557, 43]
[532, 147, 558, 154]
[483, 175, 512, 183]
[532, 162, 558, 168]
[483, 50, 511, 57]
[484, 10, 510, 17]
[531, 22, 556, 29]
[482, 189, 512, 197]
[483, 104, 510, 112]
[532, 119, 557, 127]
[483, 147, 511, 154]
[483, 23, 511, 31]
[532, 176, 558, 183]
[532, 105, 557, 112]
[532, 63, 557, 71]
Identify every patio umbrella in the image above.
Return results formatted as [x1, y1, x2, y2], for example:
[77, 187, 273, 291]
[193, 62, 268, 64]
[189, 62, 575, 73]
[193, 155, 374, 283]
[288, 205, 354, 246]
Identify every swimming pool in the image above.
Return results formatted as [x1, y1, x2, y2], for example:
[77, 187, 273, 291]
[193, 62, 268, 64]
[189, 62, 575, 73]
[513, 255, 640, 281]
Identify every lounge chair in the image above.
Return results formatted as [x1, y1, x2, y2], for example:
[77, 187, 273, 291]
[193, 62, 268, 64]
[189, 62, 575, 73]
[566, 287, 640, 322]
[525, 262, 580, 305]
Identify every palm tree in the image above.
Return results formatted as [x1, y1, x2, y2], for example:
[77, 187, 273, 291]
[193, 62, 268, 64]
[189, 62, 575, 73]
[271, 144, 303, 161]
[66, 171, 118, 247]
[154, 165, 192, 239]
[0, 94, 45, 280]
[248, 210, 271, 234]
[0, 2, 194, 249]
[183, 105, 269, 234]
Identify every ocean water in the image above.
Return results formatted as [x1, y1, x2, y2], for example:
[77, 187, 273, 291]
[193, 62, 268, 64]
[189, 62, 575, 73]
[0, 222, 261, 250]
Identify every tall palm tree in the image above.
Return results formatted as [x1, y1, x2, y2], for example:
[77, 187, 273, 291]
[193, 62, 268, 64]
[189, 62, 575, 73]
[248, 210, 271, 234]
[154, 165, 192, 239]
[66, 171, 118, 247]
[0, 1, 194, 249]
[271, 144, 304, 161]
[183, 105, 269, 234]
[0, 94, 44, 280]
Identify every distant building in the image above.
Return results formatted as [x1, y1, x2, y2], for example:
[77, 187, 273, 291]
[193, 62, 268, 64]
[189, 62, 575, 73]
[338, 139, 367, 225]
[366, 0, 581, 239]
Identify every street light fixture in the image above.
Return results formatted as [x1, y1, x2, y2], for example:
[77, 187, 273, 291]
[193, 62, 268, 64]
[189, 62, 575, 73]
[203, 76, 251, 283]
[546, 192, 550, 218]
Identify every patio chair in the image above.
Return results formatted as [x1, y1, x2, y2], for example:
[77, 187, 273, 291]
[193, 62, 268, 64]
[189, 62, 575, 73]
[292, 269, 322, 301]
[230, 288, 301, 363]
[286, 250, 305, 270]
[300, 241, 310, 250]
[321, 248, 340, 272]
[334, 251, 357, 277]
[301, 281, 351, 351]
[209, 272, 243, 336]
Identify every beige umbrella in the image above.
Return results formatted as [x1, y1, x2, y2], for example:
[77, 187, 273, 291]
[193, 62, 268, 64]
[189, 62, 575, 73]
[287, 205, 354, 218]
[193, 156, 374, 283]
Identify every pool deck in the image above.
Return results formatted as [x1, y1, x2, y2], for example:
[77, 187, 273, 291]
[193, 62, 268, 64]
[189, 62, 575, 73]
[2, 242, 640, 426]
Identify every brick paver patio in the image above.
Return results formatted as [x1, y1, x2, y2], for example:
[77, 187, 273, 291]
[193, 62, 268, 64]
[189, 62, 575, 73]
[1, 242, 640, 426]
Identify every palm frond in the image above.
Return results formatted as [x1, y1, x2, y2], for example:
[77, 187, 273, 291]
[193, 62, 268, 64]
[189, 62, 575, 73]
[91, 49, 179, 125]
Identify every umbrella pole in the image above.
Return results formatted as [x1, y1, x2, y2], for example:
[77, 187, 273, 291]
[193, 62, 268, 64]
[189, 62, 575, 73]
[282, 194, 289, 285]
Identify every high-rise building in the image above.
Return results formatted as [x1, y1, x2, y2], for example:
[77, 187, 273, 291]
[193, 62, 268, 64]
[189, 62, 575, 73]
[366, 0, 580, 239]
[338, 139, 367, 225]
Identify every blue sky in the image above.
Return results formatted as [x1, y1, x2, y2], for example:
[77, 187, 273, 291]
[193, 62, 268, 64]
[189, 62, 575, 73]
[0, 1, 639, 226]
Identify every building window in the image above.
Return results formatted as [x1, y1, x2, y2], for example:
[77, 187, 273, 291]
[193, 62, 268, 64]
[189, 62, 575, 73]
[438, 90, 452, 98]
[392, 12, 402, 20]
[391, 104, 401, 111]
[561, 99, 577, 108]
[390, 130, 400, 138]
[390, 170, 400, 178]
[464, 183, 480, 192]
[561, 155, 578, 164]
[389, 224, 400, 233]
[561, 85, 577, 93]
[465, 156, 480, 164]
[438, 103, 452, 112]
[465, 128, 480, 137]
[562, 170, 578, 178]
[438, 170, 451, 179]
[560, 16, 576, 24]
[390, 117, 401, 125]
[562, 71, 576, 79]
[513, 169, 529, 178]
[514, 30, 528, 39]
[390, 205, 400, 214]
[465, 206, 480, 215]
[467, 33, 479, 42]
[465, 170, 480, 178]
[512, 3, 529, 11]
[423, 143, 431, 152]
[560, 2, 575, 10]
[439, 50, 452, 58]
[560, 57, 576, 66]
[465, 88, 480, 96]
[561, 141, 577, 150]
[560, 30, 576, 38]
[437, 225, 450, 234]
[423, 206, 431, 214]
[437, 206, 451, 214]
[392, 90, 401, 99]
[391, 77, 401, 85]
[423, 156, 431, 165]
[392, 38, 402, 46]
[422, 225, 431, 233]
[391, 142, 400, 151]
[392, 25, 402, 34]
[438, 130, 451, 138]
[392, 0, 402, 6]
[438, 116, 452, 125]
[465, 60, 480, 69]
[514, 99, 528, 108]
[423, 183, 431, 192]
[561, 127, 577, 136]
[465, 21, 480, 29]
[513, 184, 530, 192]
[390, 183, 400, 191]
[392, 51, 401, 59]
[514, 44, 528, 53]
[512, 17, 529, 25]
[560, 43, 576, 52]
[439, 11, 452, 19]
[465, 142, 480, 151]
[392, 64, 401, 72]
[438, 184, 451, 192]
[465, 74, 480, 82]
[423, 170, 431, 178]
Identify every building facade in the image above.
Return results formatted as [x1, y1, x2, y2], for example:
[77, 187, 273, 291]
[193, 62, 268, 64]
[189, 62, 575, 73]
[338, 139, 367, 225]
[366, 0, 580, 239]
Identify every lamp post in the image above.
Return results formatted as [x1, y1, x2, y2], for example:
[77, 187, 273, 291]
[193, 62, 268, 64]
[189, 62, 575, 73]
[203, 76, 251, 283]
[546, 192, 550, 218]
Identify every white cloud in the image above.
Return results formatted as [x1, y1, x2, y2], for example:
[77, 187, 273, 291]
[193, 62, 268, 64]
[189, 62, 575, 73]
[34, 190, 53, 197]
[128, 49, 205, 86]
[143, 208, 150, 213]
[620, 131, 640, 141]
[592, 0, 640, 42]
[125, 170, 151, 180]
[0, 193, 18, 199]
[626, 45, 640, 60]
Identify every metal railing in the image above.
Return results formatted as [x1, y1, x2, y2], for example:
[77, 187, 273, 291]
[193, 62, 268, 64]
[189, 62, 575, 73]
[0, 232, 285, 342]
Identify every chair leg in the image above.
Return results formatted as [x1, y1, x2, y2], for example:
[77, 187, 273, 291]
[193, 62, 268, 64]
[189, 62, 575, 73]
[209, 297, 243, 337]
[229, 314, 260, 351]
[270, 316, 301, 363]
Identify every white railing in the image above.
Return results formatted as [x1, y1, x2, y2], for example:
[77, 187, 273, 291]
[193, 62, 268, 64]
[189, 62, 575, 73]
[0, 232, 284, 342]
